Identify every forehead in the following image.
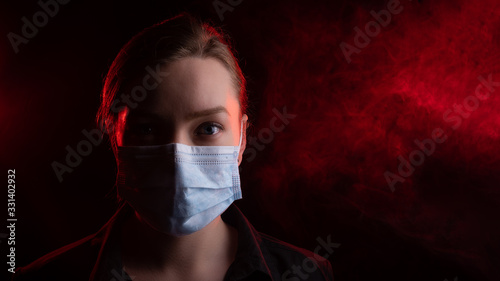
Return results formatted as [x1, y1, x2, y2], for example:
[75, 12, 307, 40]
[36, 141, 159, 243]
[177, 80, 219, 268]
[130, 57, 239, 120]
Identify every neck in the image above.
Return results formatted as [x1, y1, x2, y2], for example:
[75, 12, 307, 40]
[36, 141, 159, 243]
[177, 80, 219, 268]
[120, 210, 238, 274]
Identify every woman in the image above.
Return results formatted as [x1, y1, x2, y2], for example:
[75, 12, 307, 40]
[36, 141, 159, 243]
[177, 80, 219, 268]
[12, 13, 333, 281]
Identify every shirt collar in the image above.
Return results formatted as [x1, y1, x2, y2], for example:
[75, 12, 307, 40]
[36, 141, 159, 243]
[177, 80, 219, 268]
[88, 202, 130, 281]
[222, 204, 274, 280]
[87, 203, 273, 281]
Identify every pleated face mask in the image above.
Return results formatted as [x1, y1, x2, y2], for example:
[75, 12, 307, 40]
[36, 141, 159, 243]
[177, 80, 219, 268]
[116, 120, 243, 236]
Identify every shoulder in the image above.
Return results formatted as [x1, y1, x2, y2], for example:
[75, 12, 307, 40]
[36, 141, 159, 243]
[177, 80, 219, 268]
[11, 232, 100, 281]
[258, 232, 334, 281]
[11, 204, 129, 281]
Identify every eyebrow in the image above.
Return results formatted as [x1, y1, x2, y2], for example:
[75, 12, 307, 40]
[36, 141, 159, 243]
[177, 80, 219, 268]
[185, 105, 230, 121]
[128, 105, 230, 121]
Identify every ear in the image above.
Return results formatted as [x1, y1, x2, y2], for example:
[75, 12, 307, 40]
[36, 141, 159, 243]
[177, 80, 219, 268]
[238, 114, 249, 166]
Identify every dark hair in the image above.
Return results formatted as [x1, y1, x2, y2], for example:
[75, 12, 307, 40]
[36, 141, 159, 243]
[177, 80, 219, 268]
[97, 13, 247, 151]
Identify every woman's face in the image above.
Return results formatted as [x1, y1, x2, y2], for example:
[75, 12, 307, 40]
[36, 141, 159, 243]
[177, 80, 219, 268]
[115, 57, 248, 164]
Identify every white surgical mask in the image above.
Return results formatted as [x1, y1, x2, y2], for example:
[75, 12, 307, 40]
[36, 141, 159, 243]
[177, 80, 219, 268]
[116, 120, 244, 236]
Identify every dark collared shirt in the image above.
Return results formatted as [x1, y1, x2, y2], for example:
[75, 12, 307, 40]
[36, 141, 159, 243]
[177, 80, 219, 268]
[11, 203, 333, 281]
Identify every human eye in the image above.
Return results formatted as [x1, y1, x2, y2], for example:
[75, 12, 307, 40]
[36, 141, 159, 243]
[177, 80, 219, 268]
[128, 123, 155, 137]
[195, 122, 224, 136]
